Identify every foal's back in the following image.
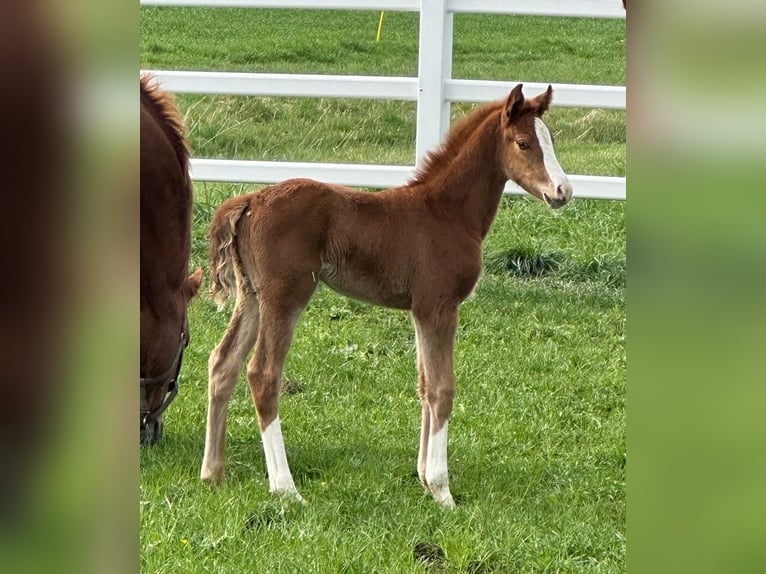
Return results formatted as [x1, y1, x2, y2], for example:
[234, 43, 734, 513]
[232, 178, 481, 311]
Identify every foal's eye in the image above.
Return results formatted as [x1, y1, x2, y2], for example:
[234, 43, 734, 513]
[517, 140, 530, 150]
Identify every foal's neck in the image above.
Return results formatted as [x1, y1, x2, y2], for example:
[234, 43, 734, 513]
[437, 113, 508, 240]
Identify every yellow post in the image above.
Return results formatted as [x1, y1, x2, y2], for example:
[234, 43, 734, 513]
[376, 11, 385, 42]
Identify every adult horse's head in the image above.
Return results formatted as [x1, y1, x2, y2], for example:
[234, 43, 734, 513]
[499, 84, 572, 209]
[140, 268, 202, 443]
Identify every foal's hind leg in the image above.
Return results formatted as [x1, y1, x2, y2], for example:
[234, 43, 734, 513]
[200, 292, 260, 482]
[247, 285, 315, 501]
[413, 305, 458, 509]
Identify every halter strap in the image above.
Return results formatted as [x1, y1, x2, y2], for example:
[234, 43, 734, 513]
[140, 316, 189, 429]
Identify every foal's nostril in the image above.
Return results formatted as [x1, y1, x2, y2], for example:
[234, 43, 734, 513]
[556, 183, 571, 202]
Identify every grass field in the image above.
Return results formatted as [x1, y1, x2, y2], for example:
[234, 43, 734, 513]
[141, 8, 626, 573]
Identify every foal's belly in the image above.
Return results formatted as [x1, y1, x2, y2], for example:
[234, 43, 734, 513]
[319, 262, 412, 310]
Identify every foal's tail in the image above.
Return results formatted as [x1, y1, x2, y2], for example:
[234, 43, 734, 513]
[208, 195, 252, 309]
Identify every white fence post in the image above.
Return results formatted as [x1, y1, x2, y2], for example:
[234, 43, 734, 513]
[415, 0, 453, 166]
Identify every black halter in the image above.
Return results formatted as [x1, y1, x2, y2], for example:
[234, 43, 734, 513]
[140, 315, 189, 433]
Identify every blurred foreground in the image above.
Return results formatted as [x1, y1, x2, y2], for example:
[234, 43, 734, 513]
[1, 1, 765, 572]
[0, 2, 136, 573]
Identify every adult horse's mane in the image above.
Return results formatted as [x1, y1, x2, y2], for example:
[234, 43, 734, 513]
[408, 100, 504, 186]
[140, 74, 191, 178]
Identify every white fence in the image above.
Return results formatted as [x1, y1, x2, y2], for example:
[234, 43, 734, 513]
[140, 0, 626, 200]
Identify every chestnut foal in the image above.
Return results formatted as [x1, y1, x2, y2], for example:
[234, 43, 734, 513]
[200, 84, 572, 508]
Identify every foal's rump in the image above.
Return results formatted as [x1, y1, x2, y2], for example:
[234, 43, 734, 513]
[209, 179, 339, 307]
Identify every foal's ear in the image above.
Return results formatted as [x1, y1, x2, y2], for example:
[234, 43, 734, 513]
[530, 84, 553, 116]
[504, 83, 526, 125]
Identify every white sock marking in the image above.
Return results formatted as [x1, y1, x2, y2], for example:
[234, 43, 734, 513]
[426, 421, 455, 508]
[261, 417, 301, 500]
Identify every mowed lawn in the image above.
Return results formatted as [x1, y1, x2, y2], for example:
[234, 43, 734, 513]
[141, 8, 626, 573]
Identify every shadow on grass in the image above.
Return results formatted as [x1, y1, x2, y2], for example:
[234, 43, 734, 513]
[413, 538, 515, 572]
[485, 248, 625, 289]
[139, 430, 207, 478]
[485, 248, 564, 277]
[413, 540, 446, 571]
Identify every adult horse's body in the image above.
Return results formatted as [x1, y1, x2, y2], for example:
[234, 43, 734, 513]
[140, 74, 201, 443]
[201, 85, 572, 507]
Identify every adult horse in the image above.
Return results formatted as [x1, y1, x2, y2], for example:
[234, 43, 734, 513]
[201, 84, 572, 507]
[140, 74, 202, 444]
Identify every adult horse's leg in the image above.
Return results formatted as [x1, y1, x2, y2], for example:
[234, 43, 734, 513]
[247, 286, 315, 502]
[201, 292, 260, 482]
[413, 304, 458, 509]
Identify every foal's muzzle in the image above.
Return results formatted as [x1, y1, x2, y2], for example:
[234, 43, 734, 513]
[544, 182, 572, 209]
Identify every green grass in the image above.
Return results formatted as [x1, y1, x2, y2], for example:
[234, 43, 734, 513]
[141, 7, 625, 573]
[140, 8, 625, 83]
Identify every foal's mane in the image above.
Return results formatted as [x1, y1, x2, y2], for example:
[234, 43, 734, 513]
[408, 100, 504, 186]
[140, 74, 190, 176]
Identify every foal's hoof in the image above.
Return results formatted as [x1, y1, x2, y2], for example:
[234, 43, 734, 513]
[429, 486, 456, 510]
[200, 467, 225, 484]
[273, 488, 306, 505]
[140, 418, 164, 445]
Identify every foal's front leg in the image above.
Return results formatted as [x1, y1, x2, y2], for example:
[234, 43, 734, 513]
[414, 306, 458, 509]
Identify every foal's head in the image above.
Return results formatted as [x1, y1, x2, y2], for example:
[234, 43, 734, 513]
[499, 84, 572, 208]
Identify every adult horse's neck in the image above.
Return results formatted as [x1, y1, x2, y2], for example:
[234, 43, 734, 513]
[410, 103, 508, 240]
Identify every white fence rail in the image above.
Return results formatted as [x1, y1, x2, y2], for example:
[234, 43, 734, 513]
[140, 0, 625, 18]
[141, 0, 626, 200]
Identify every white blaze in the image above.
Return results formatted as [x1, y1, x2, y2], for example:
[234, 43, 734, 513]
[534, 117, 569, 190]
